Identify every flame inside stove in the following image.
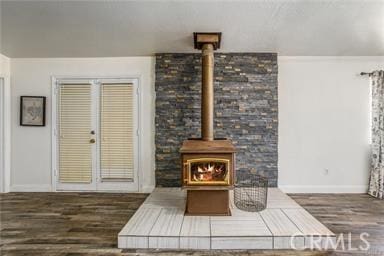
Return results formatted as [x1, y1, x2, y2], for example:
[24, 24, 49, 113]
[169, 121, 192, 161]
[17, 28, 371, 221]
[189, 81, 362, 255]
[191, 162, 227, 182]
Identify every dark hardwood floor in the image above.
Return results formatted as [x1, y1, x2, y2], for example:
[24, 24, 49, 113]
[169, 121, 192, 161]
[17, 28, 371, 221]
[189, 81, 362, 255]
[0, 192, 383, 256]
[290, 194, 384, 256]
[0, 192, 147, 256]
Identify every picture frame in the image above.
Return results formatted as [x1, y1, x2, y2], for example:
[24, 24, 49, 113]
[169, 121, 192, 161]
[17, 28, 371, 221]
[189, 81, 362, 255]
[20, 96, 46, 126]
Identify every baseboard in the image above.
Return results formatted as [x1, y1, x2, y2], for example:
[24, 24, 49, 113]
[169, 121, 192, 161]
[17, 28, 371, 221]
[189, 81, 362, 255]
[9, 184, 367, 193]
[278, 185, 368, 193]
[10, 184, 53, 192]
[10, 184, 153, 193]
[140, 184, 155, 193]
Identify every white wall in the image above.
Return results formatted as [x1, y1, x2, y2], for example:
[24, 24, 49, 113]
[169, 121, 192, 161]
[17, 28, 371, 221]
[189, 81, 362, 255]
[10, 57, 155, 192]
[0, 54, 11, 75]
[9, 55, 384, 193]
[278, 56, 384, 193]
[0, 54, 11, 192]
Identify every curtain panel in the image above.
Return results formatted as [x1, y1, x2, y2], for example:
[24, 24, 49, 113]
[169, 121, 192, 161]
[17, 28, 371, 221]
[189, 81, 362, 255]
[369, 70, 384, 199]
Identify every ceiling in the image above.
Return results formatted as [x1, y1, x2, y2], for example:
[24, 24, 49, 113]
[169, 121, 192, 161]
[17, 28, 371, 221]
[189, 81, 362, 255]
[1, 0, 384, 58]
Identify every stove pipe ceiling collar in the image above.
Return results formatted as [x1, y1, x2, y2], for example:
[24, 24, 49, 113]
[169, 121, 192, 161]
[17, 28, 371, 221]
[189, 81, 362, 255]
[193, 32, 222, 141]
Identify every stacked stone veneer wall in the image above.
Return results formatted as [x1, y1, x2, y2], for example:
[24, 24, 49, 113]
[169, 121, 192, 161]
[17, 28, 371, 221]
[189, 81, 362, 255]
[155, 53, 278, 187]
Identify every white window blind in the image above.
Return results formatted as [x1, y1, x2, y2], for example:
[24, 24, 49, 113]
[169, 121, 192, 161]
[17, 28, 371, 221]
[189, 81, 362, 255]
[58, 84, 93, 183]
[100, 83, 134, 180]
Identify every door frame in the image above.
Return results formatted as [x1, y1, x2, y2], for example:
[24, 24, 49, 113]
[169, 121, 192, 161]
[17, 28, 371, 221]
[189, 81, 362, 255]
[51, 76, 141, 192]
[0, 77, 4, 193]
[0, 75, 10, 193]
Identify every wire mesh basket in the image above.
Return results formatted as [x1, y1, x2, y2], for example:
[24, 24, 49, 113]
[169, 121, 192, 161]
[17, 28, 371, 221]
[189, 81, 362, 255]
[234, 173, 268, 212]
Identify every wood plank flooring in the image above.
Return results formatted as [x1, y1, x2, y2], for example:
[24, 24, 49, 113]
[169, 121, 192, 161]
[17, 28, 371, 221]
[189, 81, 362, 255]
[290, 193, 384, 255]
[1, 192, 383, 255]
[0, 192, 147, 256]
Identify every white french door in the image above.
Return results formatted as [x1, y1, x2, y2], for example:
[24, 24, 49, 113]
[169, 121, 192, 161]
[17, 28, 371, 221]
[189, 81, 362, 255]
[53, 78, 139, 191]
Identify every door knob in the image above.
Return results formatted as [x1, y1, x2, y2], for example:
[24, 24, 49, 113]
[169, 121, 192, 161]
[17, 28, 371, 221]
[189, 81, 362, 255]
[89, 139, 96, 143]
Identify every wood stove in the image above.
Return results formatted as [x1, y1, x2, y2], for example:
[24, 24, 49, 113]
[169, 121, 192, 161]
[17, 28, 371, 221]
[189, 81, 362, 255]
[180, 33, 236, 216]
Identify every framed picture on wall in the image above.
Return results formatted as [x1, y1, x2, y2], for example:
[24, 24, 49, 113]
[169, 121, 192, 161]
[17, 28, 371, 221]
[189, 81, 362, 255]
[20, 96, 46, 126]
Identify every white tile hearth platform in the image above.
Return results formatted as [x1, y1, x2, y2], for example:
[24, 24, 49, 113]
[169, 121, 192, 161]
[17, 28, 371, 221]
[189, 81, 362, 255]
[118, 188, 335, 250]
